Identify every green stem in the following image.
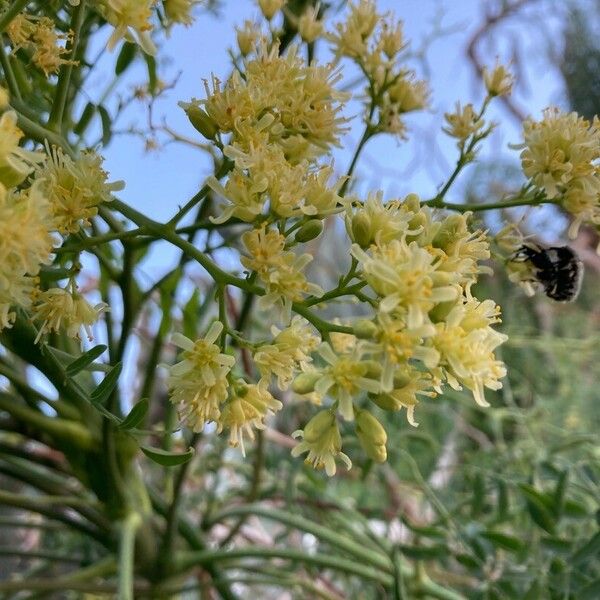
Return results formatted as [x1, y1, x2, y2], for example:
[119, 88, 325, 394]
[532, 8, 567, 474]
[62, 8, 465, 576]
[118, 512, 141, 600]
[0, 0, 29, 33]
[13, 109, 74, 153]
[177, 547, 393, 586]
[0, 42, 21, 100]
[208, 504, 393, 573]
[423, 195, 556, 212]
[340, 126, 373, 196]
[47, 0, 87, 132]
[56, 228, 147, 253]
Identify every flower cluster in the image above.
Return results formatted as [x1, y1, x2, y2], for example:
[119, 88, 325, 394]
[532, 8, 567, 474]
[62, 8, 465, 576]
[161, 3, 511, 477]
[7, 13, 75, 76]
[515, 108, 600, 241]
[330, 0, 429, 137]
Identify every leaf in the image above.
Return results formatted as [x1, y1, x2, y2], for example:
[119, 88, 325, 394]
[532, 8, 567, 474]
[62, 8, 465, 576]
[578, 578, 600, 600]
[518, 484, 557, 534]
[497, 479, 510, 521]
[115, 41, 137, 75]
[455, 553, 481, 570]
[66, 345, 107, 377]
[73, 102, 95, 136]
[471, 473, 485, 517]
[481, 531, 524, 553]
[183, 289, 200, 340]
[553, 470, 569, 518]
[98, 105, 112, 146]
[119, 398, 149, 430]
[90, 362, 122, 405]
[571, 531, 600, 566]
[141, 445, 195, 467]
[143, 53, 157, 94]
[397, 544, 448, 560]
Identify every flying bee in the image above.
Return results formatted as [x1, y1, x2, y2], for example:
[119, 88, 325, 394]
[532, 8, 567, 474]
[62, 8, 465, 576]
[511, 244, 583, 302]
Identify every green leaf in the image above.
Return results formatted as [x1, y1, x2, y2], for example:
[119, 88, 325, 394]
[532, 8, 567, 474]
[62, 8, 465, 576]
[115, 41, 137, 75]
[141, 445, 195, 467]
[397, 544, 448, 560]
[518, 484, 557, 534]
[119, 398, 149, 430]
[90, 362, 122, 405]
[73, 102, 95, 136]
[571, 531, 600, 566]
[496, 479, 510, 521]
[471, 473, 485, 517]
[553, 470, 569, 518]
[98, 105, 112, 146]
[481, 531, 524, 553]
[183, 289, 200, 340]
[540, 536, 573, 554]
[143, 53, 157, 94]
[66, 345, 107, 377]
[578, 578, 600, 600]
[455, 553, 481, 570]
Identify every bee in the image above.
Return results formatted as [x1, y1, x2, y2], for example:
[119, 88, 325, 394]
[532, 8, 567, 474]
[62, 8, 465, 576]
[512, 244, 583, 302]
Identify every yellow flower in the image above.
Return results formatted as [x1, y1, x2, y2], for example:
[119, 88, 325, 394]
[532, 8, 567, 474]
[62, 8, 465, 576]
[258, 0, 286, 20]
[298, 5, 324, 43]
[164, 0, 197, 26]
[33, 286, 108, 343]
[254, 316, 320, 389]
[443, 103, 485, 141]
[291, 410, 352, 476]
[387, 76, 429, 114]
[517, 108, 600, 198]
[371, 364, 438, 426]
[166, 323, 235, 432]
[236, 20, 260, 56]
[31, 17, 76, 76]
[351, 239, 459, 328]
[100, 0, 157, 55]
[36, 147, 124, 234]
[331, 0, 379, 60]
[483, 63, 514, 97]
[433, 298, 507, 407]
[0, 111, 44, 187]
[313, 342, 380, 420]
[218, 381, 282, 455]
[355, 409, 387, 462]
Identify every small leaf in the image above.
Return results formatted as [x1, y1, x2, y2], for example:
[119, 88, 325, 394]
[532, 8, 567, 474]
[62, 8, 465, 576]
[518, 484, 556, 534]
[66, 345, 107, 377]
[143, 53, 157, 94]
[141, 445, 195, 467]
[119, 398, 149, 430]
[397, 544, 448, 560]
[553, 470, 569, 518]
[571, 531, 600, 566]
[578, 578, 600, 600]
[115, 41, 137, 75]
[90, 362, 122, 404]
[98, 105, 112, 146]
[496, 479, 510, 521]
[481, 531, 524, 553]
[471, 473, 485, 517]
[183, 289, 200, 340]
[73, 102, 95, 136]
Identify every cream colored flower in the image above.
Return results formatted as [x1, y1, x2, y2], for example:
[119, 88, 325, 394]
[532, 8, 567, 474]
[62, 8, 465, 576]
[313, 342, 380, 420]
[236, 20, 260, 56]
[218, 381, 282, 455]
[33, 286, 108, 343]
[483, 63, 513, 97]
[298, 4, 324, 43]
[291, 410, 352, 476]
[443, 103, 484, 141]
[258, 0, 286, 20]
[330, 0, 379, 60]
[0, 111, 44, 188]
[100, 0, 157, 55]
[355, 409, 387, 462]
[36, 147, 124, 234]
[254, 316, 320, 389]
[517, 108, 600, 198]
[166, 323, 235, 432]
[164, 0, 197, 26]
[352, 240, 459, 328]
[433, 298, 507, 407]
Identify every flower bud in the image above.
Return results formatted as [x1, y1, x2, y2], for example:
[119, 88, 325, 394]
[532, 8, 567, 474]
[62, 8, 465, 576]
[303, 409, 335, 443]
[180, 102, 218, 139]
[356, 409, 387, 462]
[353, 319, 378, 340]
[370, 392, 400, 411]
[292, 372, 320, 395]
[258, 0, 285, 20]
[295, 219, 324, 243]
[351, 212, 373, 248]
[483, 63, 513, 97]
